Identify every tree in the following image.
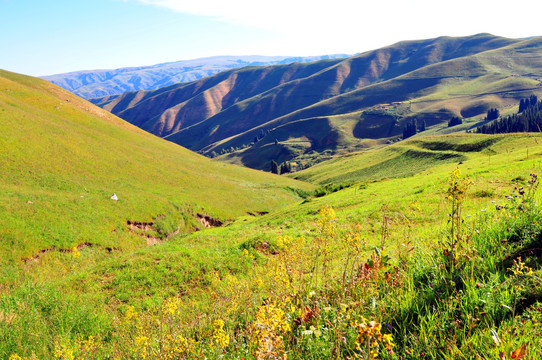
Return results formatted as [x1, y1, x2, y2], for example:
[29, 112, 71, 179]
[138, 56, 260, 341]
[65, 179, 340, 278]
[519, 98, 528, 113]
[486, 108, 499, 121]
[519, 96, 538, 113]
[402, 120, 417, 139]
[530, 95, 538, 107]
[448, 117, 463, 127]
[271, 160, 279, 174]
[477, 97, 542, 134]
[280, 163, 289, 174]
[418, 119, 426, 132]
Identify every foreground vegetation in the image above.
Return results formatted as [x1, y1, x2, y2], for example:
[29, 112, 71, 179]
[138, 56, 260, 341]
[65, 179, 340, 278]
[4, 131, 542, 359]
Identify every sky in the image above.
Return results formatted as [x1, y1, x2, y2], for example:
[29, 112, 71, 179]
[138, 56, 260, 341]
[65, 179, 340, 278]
[1, 0, 541, 76]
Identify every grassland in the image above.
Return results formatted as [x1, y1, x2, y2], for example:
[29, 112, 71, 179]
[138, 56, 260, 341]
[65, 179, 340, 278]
[3, 71, 542, 360]
[0, 69, 319, 358]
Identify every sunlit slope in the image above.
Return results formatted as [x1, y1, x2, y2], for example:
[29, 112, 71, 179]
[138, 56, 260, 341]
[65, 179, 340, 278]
[44, 55, 348, 99]
[94, 34, 518, 154]
[3, 119, 542, 357]
[0, 70, 312, 267]
[290, 133, 536, 185]
[164, 34, 519, 152]
[93, 59, 344, 137]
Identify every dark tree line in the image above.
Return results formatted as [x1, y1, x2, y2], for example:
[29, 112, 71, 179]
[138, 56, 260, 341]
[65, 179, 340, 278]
[271, 160, 292, 175]
[418, 119, 426, 132]
[403, 120, 417, 139]
[476, 97, 542, 134]
[486, 108, 500, 121]
[519, 95, 538, 113]
[402, 118, 427, 140]
[448, 116, 463, 127]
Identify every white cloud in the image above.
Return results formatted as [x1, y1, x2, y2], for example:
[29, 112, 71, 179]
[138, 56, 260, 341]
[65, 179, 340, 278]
[133, 0, 542, 55]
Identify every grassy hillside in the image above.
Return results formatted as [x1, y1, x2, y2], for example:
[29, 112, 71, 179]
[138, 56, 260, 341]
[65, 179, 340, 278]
[290, 134, 504, 185]
[165, 34, 520, 151]
[4, 124, 542, 358]
[90, 34, 542, 172]
[94, 59, 343, 138]
[0, 69, 314, 283]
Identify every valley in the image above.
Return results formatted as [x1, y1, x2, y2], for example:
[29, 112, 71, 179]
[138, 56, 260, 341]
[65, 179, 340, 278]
[2, 34, 542, 359]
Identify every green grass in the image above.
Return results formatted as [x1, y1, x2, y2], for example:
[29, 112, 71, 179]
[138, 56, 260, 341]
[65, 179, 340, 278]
[99, 35, 542, 174]
[0, 68, 313, 285]
[3, 70, 542, 359]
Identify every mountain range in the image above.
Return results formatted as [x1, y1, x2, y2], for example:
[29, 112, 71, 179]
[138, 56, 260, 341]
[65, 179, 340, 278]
[42, 55, 348, 99]
[88, 34, 542, 171]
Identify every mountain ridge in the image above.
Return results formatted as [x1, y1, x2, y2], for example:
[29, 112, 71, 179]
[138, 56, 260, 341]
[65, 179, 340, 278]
[42, 55, 349, 99]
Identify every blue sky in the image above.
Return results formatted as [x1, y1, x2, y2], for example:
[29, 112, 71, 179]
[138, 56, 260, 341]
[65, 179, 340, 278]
[1, 0, 541, 76]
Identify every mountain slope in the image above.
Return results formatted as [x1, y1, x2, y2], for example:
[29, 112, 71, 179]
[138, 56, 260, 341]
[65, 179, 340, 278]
[93, 58, 345, 137]
[92, 34, 542, 170]
[190, 36, 542, 169]
[0, 69, 313, 277]
[42, 55, 348, 99]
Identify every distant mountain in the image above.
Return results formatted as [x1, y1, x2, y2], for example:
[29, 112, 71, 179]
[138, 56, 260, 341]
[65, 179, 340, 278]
[42, 55, 349, 99]
[91, 34, 542, 171]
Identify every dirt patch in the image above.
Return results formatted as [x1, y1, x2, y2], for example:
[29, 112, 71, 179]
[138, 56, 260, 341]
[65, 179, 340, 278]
[126, 220, 162, 246]
[126, 217, 185, 245]
[196, 213, 223, 228]
[145, 235, 162, 246]
[21, 242, 117, 263]
[76, 242, 93, 250]
[247, 211, 269, 217]
[126, 220, 155, 232]
[126, 213, 223, 244]
[23, 247, 56, 262]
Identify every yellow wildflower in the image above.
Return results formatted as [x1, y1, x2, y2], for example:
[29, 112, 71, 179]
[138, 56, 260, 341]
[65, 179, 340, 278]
[212, 319, 230, 349]
[72, 247, 81, 258]
[124, 305, 137, 323]
[162, 298, 180, 316]
[251, 302, 291, 359]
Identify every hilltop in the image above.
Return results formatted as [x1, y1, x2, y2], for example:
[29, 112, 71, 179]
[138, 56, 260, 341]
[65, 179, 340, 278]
[42, 55, 348, 99]
[90, 34, 542, 171]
